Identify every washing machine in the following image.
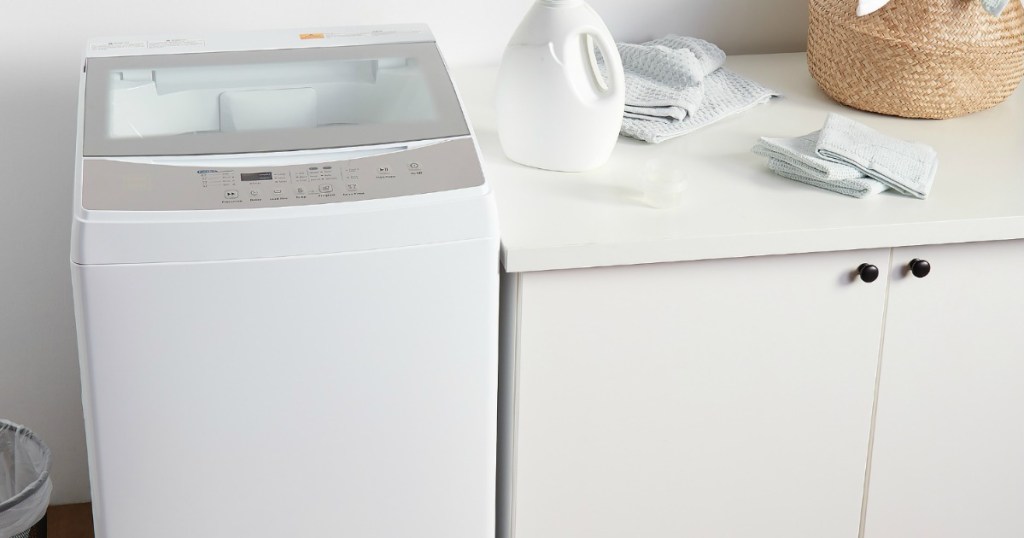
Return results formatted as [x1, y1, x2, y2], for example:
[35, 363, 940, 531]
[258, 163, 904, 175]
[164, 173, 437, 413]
[70, 25, 498, 537]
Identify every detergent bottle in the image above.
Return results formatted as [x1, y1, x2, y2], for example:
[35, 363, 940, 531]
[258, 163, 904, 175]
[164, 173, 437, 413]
[496, 0, 625, 172]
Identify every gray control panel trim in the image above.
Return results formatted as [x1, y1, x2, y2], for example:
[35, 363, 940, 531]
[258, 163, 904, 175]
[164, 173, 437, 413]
[82, 137, 484, 211]
[83, 42, 469, 157]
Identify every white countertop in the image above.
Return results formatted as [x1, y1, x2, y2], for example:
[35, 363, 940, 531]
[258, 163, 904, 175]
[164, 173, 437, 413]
[453, 52, 1024, 273]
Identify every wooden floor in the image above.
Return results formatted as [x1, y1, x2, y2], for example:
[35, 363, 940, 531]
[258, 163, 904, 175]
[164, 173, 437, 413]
[47, 504, 94, 538]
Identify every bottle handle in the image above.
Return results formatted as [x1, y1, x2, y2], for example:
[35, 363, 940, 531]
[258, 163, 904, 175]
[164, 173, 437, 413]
[579, 27, 624, 102]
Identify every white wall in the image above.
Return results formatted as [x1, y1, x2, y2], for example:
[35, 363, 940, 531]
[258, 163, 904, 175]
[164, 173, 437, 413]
[0, 0, 807, 505]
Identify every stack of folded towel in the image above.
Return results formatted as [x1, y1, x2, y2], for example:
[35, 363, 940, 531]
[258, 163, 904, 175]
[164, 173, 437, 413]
[752, 113, 939, 199]
[607, 36, 778, 144]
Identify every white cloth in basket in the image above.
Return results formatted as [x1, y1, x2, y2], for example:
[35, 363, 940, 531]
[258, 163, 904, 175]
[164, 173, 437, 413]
[858, 0, 1021, 17]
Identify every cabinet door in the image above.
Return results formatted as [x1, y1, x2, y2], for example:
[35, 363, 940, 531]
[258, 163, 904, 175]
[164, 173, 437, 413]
[865, 240, 1024, 538]
[511, 249, 889, 538]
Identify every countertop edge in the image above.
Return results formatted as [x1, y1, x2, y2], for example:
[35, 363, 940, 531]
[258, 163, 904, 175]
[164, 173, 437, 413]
[501, 216, 1024, 273]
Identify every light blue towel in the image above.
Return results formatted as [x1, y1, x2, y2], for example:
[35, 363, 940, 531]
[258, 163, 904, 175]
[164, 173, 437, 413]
[753, 131, 869, 182]
[604, 35, 778, 144]
[752, 130, 888, 198]
[617, 35, 725, 121]
[768, 159, 889, 198]
[815, 113, 938, 199]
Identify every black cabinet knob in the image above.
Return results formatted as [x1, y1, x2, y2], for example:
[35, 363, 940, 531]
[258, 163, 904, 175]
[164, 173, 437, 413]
[909, 258, 931, 278]
[858, 263, 879, 283]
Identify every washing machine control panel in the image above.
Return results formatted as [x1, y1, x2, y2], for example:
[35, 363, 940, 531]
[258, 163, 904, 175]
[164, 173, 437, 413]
[82, 137, 484, 211]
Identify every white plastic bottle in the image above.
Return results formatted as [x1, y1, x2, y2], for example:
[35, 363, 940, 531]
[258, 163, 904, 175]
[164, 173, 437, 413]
[496, 0, 625, 172]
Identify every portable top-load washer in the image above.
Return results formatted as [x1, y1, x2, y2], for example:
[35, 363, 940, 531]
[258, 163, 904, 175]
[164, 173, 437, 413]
[70, 25, 499, 537]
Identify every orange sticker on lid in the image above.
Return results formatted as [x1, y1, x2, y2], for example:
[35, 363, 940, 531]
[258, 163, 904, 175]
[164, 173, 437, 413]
[300, 33, 325, 40]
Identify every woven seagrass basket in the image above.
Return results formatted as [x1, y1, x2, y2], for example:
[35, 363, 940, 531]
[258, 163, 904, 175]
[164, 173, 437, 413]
[807, 0, 1024, 119]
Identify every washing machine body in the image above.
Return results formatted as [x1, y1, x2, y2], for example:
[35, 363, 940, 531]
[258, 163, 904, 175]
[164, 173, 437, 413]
[71, 25, 499, 537]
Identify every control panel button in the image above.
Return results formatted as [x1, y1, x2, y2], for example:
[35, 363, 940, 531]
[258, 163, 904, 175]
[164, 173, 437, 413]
[272, 189, 283, 194]
[318, 184, 334, 193]
[224, 190, 239, 199]
[249, 190, 260, 197]
[295, 187, 306, 195]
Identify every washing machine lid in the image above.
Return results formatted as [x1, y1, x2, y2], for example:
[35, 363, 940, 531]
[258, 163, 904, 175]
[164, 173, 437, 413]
[82, 40, 469, 157]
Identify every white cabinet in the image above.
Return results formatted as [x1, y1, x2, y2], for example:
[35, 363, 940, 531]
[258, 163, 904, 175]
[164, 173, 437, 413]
[500, 240, 1024, 538]
[864, 240, 1024, 538]
[503, 248, 889, 538]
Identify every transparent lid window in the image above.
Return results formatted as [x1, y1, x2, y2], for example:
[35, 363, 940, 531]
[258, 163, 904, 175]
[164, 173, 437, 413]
[83, 42, 468, 156]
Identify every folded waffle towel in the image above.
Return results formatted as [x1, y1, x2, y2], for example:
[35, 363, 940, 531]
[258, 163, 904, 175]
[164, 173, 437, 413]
[618, 35, 725, 121]
[622, 70, 777, 143]
[815, 113, 938, 199]
[768, 159, 889, 198]
[752, 130, 888, 198]
[753, 131, 868, 182]
[604, 35, 778, 144]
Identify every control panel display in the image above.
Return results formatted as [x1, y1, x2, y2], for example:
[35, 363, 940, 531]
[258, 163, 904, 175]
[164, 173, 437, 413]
[240, 172, 274, 182]
[81, 137, 484, 211]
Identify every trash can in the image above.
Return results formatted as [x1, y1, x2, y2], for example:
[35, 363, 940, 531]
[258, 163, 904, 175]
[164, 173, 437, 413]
[0, 420, 52, 538]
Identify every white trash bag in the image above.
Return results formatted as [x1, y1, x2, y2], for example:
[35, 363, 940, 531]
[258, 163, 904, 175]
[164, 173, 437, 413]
[0, 420, 52, 538]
